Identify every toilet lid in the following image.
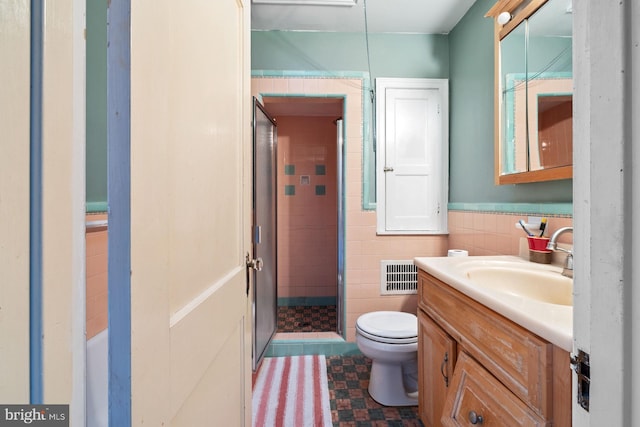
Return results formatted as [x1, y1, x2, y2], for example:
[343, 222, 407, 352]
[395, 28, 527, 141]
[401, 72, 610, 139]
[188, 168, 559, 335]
[356, 311, 417, 341]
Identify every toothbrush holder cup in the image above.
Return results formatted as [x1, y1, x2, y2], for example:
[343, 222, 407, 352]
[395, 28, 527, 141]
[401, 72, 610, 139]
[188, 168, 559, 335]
[527, 236, 551, 252]
[527, 236, 552, 264]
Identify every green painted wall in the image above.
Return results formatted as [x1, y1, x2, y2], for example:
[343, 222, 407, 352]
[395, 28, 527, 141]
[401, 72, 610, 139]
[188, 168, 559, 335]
[448, 0, 572, 203]
[251, 31, 449, 80]
[252, 30, 450, 208]
[86, 0, 107, 210]
[84, 9, 572, 211]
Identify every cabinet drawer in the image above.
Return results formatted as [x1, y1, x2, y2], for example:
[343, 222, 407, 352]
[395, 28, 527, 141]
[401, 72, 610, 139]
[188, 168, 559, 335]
[419, 271, 552, 417]
[442, 352, 547, 427]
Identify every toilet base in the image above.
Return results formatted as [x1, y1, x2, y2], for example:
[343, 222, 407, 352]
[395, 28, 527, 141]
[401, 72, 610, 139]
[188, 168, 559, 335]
[368, 360, 419, 407]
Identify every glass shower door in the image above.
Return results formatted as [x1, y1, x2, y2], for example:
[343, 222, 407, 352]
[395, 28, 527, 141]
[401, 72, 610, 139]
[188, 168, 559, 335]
[252, 98, 278, 370]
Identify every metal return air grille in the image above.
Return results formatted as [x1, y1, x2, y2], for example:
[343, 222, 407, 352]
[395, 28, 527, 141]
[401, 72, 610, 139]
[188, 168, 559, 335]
[380, 260, 418, 295]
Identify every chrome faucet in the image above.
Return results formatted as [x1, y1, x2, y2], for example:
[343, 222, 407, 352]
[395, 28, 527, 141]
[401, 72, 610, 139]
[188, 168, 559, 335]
[546, 227, 573, 278]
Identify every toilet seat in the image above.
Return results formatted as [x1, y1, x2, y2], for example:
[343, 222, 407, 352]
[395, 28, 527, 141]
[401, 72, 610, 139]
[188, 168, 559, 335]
[356, 311, 417, 344]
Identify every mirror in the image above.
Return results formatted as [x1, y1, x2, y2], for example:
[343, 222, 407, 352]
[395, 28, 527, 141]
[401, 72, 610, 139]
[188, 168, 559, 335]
[489, 0, 573, 184]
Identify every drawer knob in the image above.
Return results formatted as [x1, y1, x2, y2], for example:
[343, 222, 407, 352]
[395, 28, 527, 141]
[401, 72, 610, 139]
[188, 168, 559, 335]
[468, 411, 484, 424]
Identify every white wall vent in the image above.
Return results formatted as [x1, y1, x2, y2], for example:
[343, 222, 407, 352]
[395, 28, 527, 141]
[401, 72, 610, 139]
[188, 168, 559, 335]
[380, 260, 418, 295]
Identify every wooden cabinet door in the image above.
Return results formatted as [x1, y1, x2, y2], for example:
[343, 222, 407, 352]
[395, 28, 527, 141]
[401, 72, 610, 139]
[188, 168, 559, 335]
[419, 310, 457, 427]
[442, 352, 547, 427]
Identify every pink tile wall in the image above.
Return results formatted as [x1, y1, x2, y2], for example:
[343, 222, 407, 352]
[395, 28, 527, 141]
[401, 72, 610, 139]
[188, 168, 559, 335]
[276, 115, 338, 299]
[86, 213, 108, 339]
[447, 211, 573, 256]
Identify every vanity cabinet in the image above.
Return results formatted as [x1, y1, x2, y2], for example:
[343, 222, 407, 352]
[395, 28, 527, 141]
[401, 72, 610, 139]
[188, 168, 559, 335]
[417, 270, 571, 426]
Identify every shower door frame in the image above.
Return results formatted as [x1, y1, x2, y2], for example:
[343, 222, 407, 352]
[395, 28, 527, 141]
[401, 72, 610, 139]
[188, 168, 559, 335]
[258, 94, 346, 338]
[252, 98, 278, 370]
[336, 118, 345, 337]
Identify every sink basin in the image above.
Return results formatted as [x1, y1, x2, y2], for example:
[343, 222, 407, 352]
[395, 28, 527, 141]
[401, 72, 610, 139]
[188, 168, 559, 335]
[414, 255, 574, 351]
[463, 266, 573, 306]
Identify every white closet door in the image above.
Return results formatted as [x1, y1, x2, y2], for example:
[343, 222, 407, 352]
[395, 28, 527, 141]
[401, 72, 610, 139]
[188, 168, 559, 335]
[376, 79, 448, 235]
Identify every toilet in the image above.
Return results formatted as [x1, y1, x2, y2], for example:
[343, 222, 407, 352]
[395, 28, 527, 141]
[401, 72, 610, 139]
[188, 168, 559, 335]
[355, 311, 419, 407]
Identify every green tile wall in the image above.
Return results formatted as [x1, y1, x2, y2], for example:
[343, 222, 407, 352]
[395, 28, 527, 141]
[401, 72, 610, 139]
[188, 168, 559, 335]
[266, 340, 361, 357]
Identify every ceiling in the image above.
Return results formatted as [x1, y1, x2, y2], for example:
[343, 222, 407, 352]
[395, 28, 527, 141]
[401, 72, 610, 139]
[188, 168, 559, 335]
[253, 0, 478, 117]
[251, 0, 478, 34]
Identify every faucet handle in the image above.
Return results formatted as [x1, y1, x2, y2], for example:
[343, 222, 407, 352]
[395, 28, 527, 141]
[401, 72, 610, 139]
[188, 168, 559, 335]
[562, 253, 574, 278]
[565, 252, 573, 269]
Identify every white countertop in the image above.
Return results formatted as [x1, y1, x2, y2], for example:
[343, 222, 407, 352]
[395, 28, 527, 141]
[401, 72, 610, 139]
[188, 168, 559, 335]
[414, 255, 573, 352]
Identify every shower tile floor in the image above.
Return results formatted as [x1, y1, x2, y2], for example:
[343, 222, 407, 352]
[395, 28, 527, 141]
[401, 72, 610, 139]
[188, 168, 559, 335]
[277, 305, 337, 333]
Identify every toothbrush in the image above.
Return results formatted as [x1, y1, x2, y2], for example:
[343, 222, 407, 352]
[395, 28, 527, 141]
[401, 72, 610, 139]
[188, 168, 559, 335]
[519, 219, 534, 237]
[539, 218, 547, 237]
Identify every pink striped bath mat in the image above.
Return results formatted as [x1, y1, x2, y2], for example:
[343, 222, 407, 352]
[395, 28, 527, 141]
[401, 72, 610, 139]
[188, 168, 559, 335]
[252, 355, 332, 427]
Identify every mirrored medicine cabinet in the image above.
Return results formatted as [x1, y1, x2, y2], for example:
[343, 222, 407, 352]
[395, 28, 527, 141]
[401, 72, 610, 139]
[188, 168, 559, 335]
[487, 0, 573, 184]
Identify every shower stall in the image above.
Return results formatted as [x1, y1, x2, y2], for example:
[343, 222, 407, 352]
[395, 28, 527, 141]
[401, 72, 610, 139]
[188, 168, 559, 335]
[261, 96, 345, 337]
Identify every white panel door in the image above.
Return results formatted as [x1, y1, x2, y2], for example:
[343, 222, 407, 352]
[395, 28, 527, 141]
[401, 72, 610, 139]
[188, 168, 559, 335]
[376, 79, 448, 234]
[128, 0, 252, 425]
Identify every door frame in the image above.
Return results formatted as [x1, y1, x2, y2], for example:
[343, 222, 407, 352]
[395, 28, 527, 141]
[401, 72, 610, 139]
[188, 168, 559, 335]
[573, 0, 639, 424]
[29, 0, 87, 421]
[106, 0, 132, 425]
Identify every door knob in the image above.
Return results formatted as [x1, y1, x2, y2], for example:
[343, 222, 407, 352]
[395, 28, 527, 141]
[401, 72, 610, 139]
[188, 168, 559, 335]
[468, 411, 483, 424]
[246, 254, 263, 271]
[383, 166, 394, 172]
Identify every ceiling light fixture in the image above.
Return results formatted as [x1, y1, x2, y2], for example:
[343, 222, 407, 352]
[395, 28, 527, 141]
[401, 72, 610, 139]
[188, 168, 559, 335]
[252, 0, 357, 6]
